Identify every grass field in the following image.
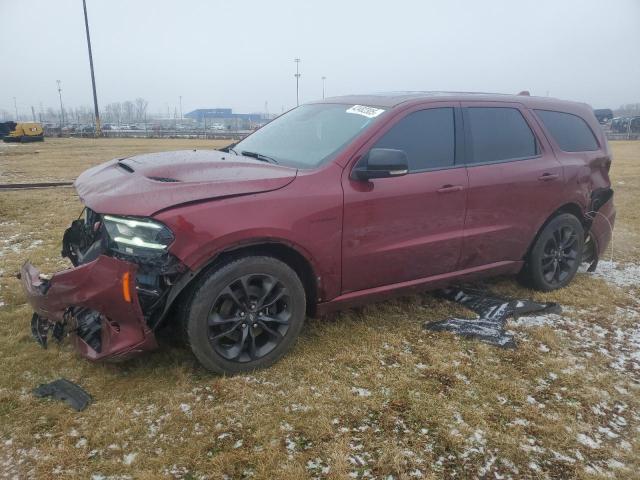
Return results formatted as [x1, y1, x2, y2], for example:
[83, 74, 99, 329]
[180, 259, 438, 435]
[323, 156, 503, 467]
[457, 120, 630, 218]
[0, 138, 638, 479]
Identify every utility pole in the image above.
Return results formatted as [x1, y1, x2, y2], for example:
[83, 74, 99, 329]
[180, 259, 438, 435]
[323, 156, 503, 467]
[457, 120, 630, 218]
[13, 97, 18, 120]
[57, 80, 65, 128]
[179, 96, 183, 121]
[322, 76, 326, 99]
[294, 58, 301, 106]
[82, 0, 102, 136]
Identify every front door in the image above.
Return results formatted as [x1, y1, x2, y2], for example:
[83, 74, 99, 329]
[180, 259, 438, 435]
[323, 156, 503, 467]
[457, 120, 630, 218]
[341, 104, 468, 293]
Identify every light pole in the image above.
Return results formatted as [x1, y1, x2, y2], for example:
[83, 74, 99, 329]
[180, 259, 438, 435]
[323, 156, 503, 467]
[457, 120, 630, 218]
[82, 0, 102, 136]
[294, 58, 301, 106]
[179, 96, 183, 121]
[13, 97, 18, 120]
[322, 76, 326, 99]
[56, 80, 65, 129]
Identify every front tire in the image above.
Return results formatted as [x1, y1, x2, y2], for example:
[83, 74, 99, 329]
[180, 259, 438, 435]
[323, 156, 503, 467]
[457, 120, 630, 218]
[183, 256, 306, 374]
[523, 213, 584, 291]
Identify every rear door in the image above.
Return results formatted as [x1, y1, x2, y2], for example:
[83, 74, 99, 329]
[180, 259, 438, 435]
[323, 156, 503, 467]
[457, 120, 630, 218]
[341, 103, 468, 293]
[458, 102, 565, 269]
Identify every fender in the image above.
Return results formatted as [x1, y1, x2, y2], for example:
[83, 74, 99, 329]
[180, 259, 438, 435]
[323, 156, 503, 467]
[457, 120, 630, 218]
[151, 235, 327, 330]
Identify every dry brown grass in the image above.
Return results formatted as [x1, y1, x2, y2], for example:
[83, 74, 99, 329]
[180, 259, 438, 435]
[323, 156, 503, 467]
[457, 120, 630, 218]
[0, 139, 639, 479]
[0, 137, 231, 184]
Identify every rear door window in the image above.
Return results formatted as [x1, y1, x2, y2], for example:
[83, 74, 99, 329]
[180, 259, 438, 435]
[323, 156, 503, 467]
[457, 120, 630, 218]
[373, 108, 455, 171]
[465, 107, 538, 164]
[534, 110, 599, 152]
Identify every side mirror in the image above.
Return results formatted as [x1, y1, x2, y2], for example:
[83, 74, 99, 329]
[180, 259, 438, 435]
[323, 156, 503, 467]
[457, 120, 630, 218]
[351, 148, 409, 181]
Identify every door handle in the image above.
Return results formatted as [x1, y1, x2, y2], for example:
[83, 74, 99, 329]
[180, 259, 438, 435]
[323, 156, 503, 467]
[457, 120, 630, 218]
[538, 173, 559, 182]
[437, 184, 464, 193]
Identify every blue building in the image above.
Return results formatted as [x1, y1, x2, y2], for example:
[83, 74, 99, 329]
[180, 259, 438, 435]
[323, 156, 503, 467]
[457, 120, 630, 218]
[185, 108, 264, 123]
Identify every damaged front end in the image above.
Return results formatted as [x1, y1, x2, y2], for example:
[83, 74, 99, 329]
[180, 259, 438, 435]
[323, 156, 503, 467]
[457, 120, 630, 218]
[22, 208, 187, 361]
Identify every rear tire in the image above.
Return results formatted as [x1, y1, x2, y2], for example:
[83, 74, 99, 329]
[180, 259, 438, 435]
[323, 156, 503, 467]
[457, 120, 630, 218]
[522, 213, 584, 291]
[183, 256, 306, 374]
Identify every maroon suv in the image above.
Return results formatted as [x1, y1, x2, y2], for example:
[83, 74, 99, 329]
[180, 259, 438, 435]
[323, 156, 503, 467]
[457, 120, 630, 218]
[21, 92, 615, 373]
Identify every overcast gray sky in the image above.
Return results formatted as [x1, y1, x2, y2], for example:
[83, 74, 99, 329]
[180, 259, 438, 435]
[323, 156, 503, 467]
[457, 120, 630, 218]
[1, 0, 639, 117]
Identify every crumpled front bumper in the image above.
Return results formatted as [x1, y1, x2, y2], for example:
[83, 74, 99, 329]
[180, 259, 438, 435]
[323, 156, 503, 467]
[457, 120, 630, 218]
[20, 255, 158, 361]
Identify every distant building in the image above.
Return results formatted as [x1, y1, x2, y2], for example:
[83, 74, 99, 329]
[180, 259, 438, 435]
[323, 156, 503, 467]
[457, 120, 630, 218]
[185, 108, 266, 124]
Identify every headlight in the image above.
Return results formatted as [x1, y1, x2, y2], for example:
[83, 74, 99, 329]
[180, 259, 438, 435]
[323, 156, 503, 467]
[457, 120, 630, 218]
[103, 215, 174, 256]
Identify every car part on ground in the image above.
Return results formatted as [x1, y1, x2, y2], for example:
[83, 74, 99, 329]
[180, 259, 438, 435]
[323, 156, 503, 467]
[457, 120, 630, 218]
[182, 256, 306, 374]
[32, 378, 92, 411]
[424, 286, 562, 348]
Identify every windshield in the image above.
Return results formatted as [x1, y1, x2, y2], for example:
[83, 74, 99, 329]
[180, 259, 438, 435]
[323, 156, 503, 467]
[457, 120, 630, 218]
[233, 103, 386, 168]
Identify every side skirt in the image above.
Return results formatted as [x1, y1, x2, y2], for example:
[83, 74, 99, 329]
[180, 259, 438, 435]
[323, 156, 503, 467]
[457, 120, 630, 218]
[315, 260, 523, 315]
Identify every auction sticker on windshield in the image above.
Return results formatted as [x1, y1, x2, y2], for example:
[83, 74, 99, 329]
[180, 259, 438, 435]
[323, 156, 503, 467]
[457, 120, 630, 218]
[346, 105, 385, 118]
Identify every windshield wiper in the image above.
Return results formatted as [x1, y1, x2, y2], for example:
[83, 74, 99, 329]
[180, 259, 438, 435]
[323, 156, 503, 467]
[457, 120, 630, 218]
[241, 151, 279, 164]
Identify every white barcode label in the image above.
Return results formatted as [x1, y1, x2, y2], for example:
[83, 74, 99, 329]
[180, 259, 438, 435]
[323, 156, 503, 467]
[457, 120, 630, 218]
[345, 105, 385, 118]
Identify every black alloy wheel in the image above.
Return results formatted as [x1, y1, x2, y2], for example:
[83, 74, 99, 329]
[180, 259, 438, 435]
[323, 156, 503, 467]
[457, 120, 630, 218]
[183, 256, 306, 374]
[540, 225, 580, 285]
[523, 213, 584, 291]
[208, 274, 291, 362]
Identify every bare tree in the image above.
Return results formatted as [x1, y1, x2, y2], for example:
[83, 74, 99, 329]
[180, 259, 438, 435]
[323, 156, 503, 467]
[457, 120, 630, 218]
[45, 107, 58, 123]
[104, 102, 123, 125]
[123, 101, 135, 124]
[134, 98, 149, 123]
[616, 103, 640, 116]
[112, 102, 122, 125]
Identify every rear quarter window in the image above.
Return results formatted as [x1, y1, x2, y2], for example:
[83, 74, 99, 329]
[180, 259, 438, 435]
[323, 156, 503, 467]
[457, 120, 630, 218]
[534, 110, 599, 152]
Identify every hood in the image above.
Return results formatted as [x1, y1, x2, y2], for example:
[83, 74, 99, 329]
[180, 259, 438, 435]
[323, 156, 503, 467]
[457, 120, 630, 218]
[74, 150, 297, 216]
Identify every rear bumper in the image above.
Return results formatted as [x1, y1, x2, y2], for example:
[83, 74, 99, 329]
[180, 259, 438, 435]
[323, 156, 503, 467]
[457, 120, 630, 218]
[21, 255, 158, 361]
[589, 197, 616, 260]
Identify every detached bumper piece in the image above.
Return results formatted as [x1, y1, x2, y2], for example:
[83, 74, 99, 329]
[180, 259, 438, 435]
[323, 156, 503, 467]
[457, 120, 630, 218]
[424, 286, 561, 348]
[21, 255, 158, 361]
[33, 378, 92, 411]
[584, 189, 616, 272]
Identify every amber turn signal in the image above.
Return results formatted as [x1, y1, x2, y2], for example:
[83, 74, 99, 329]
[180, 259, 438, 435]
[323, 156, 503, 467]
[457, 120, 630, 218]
[122, 272, 132, 303]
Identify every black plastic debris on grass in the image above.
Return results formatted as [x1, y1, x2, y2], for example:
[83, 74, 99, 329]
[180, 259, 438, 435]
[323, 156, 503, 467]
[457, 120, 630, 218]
[423, 287, 561, 348]
[33, 378, 92, 411]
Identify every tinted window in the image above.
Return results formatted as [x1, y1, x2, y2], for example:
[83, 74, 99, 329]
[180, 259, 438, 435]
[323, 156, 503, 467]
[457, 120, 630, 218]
[466, 107, 538, 164]
[535, 110, 599, 152]
[373, 108, 454, 171]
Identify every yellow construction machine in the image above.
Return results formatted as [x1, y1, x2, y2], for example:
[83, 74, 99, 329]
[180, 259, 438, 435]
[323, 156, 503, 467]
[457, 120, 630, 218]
[2, 122, 45, 142]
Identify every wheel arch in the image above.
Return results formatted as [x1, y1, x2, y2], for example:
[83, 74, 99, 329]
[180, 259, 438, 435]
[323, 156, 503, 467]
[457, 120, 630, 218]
[523, 202, 587, 262]
[166, 240, 320, 325]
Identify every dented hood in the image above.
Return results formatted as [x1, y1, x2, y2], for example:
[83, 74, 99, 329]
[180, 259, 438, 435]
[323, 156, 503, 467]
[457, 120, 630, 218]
[74, 150, 297, 216]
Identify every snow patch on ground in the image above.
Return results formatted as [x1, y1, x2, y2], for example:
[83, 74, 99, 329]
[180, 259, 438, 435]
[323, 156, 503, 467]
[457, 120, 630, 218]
[351, 387, 371, 397]
[590, 261, 640, 289]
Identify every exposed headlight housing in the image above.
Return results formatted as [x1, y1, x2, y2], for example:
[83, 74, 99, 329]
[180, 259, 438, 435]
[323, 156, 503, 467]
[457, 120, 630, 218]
[103, 215, 174, 256]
